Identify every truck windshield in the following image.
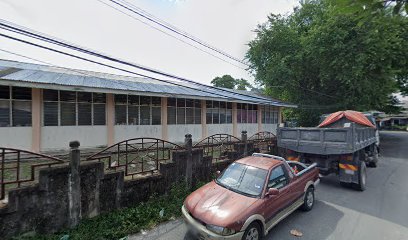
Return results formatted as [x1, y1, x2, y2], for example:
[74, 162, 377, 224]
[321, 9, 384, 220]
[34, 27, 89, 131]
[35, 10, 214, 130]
[216, 163, 267, 197]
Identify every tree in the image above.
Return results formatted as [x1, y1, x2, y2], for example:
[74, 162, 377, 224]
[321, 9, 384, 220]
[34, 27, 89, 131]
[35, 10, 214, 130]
[211, 75, 236, 89]
[246, 0, 408, 126]
[211, 75, 252, 90]
[331, 0, 408, 16]
[235, 79, 251, 90]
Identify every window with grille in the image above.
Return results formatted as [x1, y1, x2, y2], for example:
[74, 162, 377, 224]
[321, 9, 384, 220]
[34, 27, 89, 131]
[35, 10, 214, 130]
[167, 98, 201, 125]
[262, 106, 279, 124]
[237, 103, 258, 124]
[114, 94, 161, 125]
[206, 101, 232, 124]
[0, 86, 32, 127]
[43, 90, 106, 126]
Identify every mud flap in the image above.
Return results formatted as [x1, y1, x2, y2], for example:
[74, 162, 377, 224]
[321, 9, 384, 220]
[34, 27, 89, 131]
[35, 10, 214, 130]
[338, 153, 360, 184]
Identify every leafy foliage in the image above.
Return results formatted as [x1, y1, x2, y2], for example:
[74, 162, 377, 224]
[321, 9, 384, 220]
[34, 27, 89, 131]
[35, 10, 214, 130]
[13, 182, 204, 240]
[211, 75, 252, 90]
[247, 0, 408, 126]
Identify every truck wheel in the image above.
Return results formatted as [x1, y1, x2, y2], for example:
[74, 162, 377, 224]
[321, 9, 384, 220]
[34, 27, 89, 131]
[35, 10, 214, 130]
[301, 187, 315, 211]
[352, 161, 367, 191]
[242, 222, 262, 240]
[367, 147, 379, 168]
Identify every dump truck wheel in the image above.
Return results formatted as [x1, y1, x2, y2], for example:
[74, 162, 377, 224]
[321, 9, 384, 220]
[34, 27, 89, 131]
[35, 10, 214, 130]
[368, 147, 378, 168]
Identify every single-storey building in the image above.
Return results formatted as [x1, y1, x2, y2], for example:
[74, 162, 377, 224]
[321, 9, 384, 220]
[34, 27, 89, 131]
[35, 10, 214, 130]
[0, 59, 296, 152]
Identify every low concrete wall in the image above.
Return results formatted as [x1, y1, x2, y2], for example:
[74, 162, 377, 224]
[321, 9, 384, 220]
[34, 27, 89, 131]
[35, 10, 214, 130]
[238, 124, 259, 137]
[207, 124, 233, 137]
[262, 124, 278, 134]
[168, 125, 202, 143]
[41, 126, 107, 151]
[0, 127, 32, 150]
[0, 148, 212, 239]
[114, 125, 162, 143]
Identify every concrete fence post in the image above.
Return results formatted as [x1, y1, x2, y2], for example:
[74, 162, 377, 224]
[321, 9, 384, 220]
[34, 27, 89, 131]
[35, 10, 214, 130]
[184, 134, 193, 189]
[68, 140, 81, 228]
[242, 131, 248, 157]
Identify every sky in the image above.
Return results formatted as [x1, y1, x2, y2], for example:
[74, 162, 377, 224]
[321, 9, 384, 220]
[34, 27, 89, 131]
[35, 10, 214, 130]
[0, 0, 299, 85]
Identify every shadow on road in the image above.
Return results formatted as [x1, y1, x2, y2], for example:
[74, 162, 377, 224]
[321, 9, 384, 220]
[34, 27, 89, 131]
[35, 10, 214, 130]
[265, 201, 344, 240]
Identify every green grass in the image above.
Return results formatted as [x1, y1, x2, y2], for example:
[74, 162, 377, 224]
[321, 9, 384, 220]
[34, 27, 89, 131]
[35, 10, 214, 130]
[13, 182, 205, 240]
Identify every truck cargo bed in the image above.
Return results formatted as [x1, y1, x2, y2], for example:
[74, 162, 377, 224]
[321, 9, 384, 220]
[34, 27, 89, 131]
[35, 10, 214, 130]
[277, 124, 376, 155]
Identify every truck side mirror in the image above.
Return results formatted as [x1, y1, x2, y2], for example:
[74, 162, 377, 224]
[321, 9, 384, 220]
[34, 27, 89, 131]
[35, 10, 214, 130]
[265, 188, 279, 197]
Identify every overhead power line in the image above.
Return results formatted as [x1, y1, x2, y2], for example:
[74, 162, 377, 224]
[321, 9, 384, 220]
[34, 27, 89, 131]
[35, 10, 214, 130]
[105, 0, 250, 67]
[0, 19, 337, 102]
[0, 19, 290, 104]
[96, 0, 246, 70]
[0, 48, 146, 90]
[0, 32, 283, 106]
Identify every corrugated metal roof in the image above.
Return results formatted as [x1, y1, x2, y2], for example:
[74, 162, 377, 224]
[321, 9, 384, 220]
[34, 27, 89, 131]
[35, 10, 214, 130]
[0, 59, 296, 107]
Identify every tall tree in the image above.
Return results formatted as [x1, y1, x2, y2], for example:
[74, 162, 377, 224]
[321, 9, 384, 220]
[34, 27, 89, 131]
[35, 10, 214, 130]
[211, 75, 236, 89]
[235, 79, 251, 90]
[247, 0, 408, 126]
[211, 75, 252, 90]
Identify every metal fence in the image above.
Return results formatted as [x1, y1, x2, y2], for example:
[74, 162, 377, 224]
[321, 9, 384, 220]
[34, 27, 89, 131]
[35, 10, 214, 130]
[0, 147, 65, 200]
[86, 138, 185, 179]
[193, 134, 243, 163]
[249, 131, 277, 153]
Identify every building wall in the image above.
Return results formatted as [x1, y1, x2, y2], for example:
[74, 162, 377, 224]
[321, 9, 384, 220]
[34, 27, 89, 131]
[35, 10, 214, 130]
[168, 125, 201, 143]
[114, 125, 162, 143]
[41, 126, 107, 150]
[262, 124, 279, 135]
[207, 124, 233, 137]
[237, 123, 259, 137]
[0, 127, 32, 150]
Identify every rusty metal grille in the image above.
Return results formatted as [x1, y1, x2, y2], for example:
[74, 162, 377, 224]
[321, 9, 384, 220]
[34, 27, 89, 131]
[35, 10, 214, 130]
[249, 131, 277, 153]
[0, 147, 65, 200]
[86, 138, 185, 179]
[193, 134, 242, 163]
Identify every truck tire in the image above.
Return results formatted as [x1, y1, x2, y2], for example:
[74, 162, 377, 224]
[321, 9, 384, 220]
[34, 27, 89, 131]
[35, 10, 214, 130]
[301, 187, 315, 211]
[352, 161, 367, 191]
[367, 146, 379, 168]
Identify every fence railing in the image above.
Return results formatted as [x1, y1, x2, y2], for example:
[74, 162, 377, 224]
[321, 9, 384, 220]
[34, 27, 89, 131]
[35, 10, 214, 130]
[1, 131, 277, 200]
[249, 131, 277, 153]
[0, 147, 65, 200]
[193, 134, 243, 163]
[86, 138, 185, 179]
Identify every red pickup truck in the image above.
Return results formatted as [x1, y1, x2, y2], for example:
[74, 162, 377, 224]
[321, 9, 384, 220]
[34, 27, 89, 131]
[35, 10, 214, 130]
[182, 153, 320, 240]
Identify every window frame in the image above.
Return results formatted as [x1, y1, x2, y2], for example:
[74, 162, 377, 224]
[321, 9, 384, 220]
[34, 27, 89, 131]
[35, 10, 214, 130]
[267, 165, 289, 189]
[0, 86, 32, 127]
[43, 90, 106, 126]
[114, 94, 161, 126]
[167, 98, 201, 125]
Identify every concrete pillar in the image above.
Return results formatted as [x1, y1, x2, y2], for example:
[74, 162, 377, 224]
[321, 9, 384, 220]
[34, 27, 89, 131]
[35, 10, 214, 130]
[241, 131, 248, 157]
[184, 134, 193, 189]
[232, 102, 238, 137]
[106, 93, 115, 146]
[161, 97, 168, 141]
[68, 140, 81, 228]
[31, 88, 41, 153]
[201, 100, 207, 139]
[258, 105, 262, 133]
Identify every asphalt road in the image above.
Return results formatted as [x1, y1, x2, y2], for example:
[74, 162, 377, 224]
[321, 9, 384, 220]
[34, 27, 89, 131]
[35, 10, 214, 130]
[130, 131, 408, 240]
